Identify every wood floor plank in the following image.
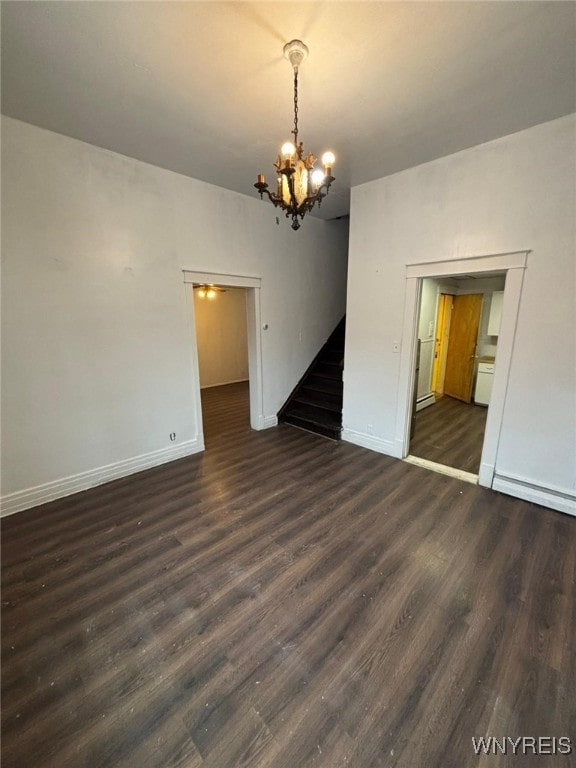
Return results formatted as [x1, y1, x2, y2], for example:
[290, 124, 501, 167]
[2, 381, 575, 768]
[410, 394, 488, 473]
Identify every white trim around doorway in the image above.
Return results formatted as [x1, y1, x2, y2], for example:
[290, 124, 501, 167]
[395, 250, 529, 489]
[182, 269, 272, 445]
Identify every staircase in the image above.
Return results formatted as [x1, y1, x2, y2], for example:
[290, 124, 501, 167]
[278, 318, 345, 440]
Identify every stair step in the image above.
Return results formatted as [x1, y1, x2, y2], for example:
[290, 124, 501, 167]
[282, 413, 341, 441]
[320, 349, 345, 365]
[283, 403, 342, 430]
[297, 389, 342, 411]
[307, 375, 343, 395]
[313, 362, 343, 381]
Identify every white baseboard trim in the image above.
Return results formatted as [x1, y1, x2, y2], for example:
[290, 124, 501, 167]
[341, 428, 401, 458]
[0, 438, 204, 517]
[416, 394, 436, 412]
[492, 472, 576, 517]
[200, 378, 249, 390]
[257, 415, 278, 430]
[478, 461, 495, 488]
[262, 414, 278, 429]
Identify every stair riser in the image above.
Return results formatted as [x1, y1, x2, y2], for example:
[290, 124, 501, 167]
[283, 402, 340, 427]
[313, 364, 343, 381]
[321, 350, 345, 365]
[297, 391, 342, 411]
[306, 377, 343, 396]
[283, 415, 341, 441]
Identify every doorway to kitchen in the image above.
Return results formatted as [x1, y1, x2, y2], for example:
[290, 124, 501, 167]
[395, 251, 528, 488]
[410, 274, 505, 476]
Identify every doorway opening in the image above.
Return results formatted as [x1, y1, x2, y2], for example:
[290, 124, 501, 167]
[409, 273, 506, 477]
[395, 251, 528, 488]
[193, 284, 251, 445]
[182, 270, 264, 451]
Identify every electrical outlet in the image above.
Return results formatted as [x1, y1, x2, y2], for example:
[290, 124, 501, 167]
[169, 433, 176, 441]
[367, 423, 373, 435]
[298, 331, 302, 342]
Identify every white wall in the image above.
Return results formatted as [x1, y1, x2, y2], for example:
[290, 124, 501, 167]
[1, 117, 348, 513]
[344, 115, 576, 513]
[194, 287, 248, 388]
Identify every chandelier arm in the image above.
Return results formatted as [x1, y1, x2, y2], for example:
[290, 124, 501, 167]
[298, 175, 335, 213]
[254, 183, 283, 207]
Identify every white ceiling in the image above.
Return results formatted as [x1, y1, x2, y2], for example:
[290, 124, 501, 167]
[2, 1, 575, 220]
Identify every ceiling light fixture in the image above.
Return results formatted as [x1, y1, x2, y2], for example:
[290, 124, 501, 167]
[254, 40, 335, 231]
[194, 284, 226, 300]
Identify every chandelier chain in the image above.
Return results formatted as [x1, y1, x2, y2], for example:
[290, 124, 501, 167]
[292, 70, 299, 145]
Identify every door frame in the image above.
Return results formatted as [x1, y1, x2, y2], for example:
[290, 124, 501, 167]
[395, 250, 528, 487]
[182, 269, 266, 444]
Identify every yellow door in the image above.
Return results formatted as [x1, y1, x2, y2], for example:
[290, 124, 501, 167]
[443, 294, 483, 403]
[431, 294, 453, 396]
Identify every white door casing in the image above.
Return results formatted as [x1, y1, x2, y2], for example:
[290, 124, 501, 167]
[182, 270, 267, 445]
[396, 251, 528, 487]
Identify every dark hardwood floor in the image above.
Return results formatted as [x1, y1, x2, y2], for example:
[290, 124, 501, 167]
[410, 395, 489, 474]
[2, 381, 575, 767]
[200, 381, 252, 445]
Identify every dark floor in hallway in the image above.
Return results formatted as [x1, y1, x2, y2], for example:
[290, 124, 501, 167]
[410, 395, 488, 473]
[200, 381, 251, 445]
[2, 383, 575, 768]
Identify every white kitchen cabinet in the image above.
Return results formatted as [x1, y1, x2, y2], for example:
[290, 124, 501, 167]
[487, 291, 504, 336]
[475, 361, 495, 405]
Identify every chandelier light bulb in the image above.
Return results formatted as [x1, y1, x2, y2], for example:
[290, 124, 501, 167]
[281, 142, 296, 158]
[311, 169, 325, 187]
[322, 151, 335, 167]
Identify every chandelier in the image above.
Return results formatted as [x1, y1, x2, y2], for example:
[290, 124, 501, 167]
[254, 40, 335, 231]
